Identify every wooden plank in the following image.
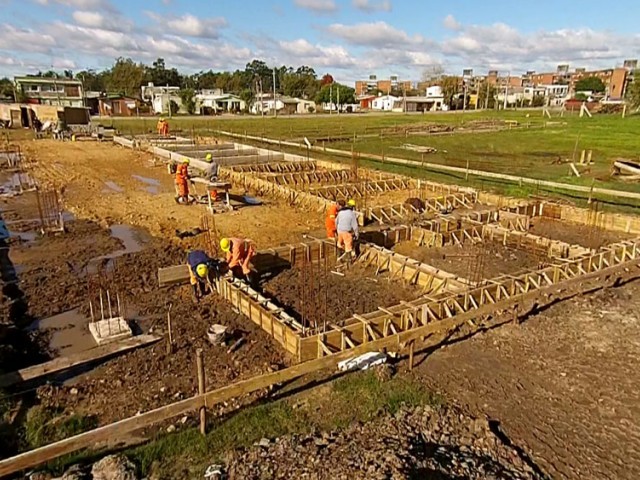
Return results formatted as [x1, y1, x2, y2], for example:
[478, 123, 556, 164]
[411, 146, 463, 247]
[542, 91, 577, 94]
[0, 335, 161, 388]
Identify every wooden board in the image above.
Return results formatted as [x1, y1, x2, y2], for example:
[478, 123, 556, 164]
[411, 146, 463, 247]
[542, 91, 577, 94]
[0, 335, 161, 388]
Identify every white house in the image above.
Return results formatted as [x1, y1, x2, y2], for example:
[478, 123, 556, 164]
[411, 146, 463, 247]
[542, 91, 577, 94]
[141, 83, 181, 114]
[371, 95, 399, 111]
[196, 90, 245, 113]
[251, 95, 316, 115]
[426, 86, 443, 97]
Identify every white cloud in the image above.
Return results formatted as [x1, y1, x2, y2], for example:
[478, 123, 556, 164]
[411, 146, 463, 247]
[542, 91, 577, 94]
[443, 14, 461, 31]
[0, 24, 57, 54]
[353, 0, 391, 13]
[146, 12, 227, 39]
[72, 10, 132, 31]
[35, 0, 117, 12]
[277, 39, 356, 68]
[326, 21, 427, 47]
[293, 0, 337, 13]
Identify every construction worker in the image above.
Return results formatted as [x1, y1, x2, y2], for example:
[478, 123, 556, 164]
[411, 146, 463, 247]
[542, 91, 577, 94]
[335, 199, 359, 261]
[325, 199, 343, 240]
[175, 158, 190, 204]
[220, 237, 256, 281]
[161, 118, 170, 136]
[205, 152, 219, 180]
[156, 117, 164, 135]
[187, 250, 218, 302]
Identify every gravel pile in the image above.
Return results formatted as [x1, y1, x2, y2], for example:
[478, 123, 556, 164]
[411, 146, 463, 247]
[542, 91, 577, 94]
[226, 405, 544, 480]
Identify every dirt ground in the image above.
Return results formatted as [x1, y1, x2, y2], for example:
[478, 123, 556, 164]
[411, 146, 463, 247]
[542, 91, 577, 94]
[393, 240, 546, 280]
[412, 280, 640, 480]
[530, 217, 633, 249]
[20, 140, 322, 247]
[261, 263, 421, 327]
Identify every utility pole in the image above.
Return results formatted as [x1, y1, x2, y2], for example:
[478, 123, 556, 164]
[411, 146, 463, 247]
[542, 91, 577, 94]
[503, 72, 510, 110]
[272, 67, 277, 117]
[337, 86, 340, 115]
[462, 81, 467, 112]
[486, 80, 490, 109]
[329, 84, 333, 115]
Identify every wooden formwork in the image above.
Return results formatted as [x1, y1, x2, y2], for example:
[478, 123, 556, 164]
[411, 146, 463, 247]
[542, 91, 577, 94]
[309, 178, 415, 200]
[497, 210, 531, 231]
[256, 169, 354, 186]
[225, 161, 318, 174]
[365, 193, 479, 225]
[358, 244, 472, 293]
[298, 238, 640, 361]
[483, 224, 591, 259]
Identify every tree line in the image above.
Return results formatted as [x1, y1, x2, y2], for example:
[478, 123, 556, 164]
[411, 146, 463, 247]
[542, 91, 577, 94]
[0, 57, 358, 112]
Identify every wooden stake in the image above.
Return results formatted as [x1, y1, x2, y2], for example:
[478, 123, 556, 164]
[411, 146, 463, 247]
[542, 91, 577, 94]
[408, 340, 415, 371]
[196, 348, 206, 435]
[166, 307, 174, 354]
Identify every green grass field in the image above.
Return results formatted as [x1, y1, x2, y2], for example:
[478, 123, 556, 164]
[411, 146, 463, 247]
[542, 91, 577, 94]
[104, 110, 640, 210]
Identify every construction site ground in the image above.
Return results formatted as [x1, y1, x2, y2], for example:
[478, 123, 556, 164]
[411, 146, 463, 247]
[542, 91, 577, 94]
[529, 216, 634, 249]
[393, 240, 547, 280]
[261, 263, 422, 328]
[0, 132, 639, 479]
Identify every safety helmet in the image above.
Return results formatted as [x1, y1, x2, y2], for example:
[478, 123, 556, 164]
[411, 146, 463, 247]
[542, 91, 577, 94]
[205, 153, 212, 161]
[347, 199, 356, 207]
[196, 264, 208, 278]
[182, 158, 190, 164]
[220, 237, 231, 252]
[159, 117, 165, 121]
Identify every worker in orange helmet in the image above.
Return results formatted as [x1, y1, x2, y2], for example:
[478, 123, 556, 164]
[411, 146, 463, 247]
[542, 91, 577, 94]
[220, 237, 256, 282]
[161, 118, 170, 136]
[325, 199, 343, 240]
[175, 158, 190, 204]
[156, 117, 164, 135]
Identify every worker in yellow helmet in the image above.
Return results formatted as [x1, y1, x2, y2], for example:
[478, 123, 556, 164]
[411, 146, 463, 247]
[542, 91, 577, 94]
[204, 152, 219, 180]
[186, 250, 219, 302]
[335, 199, 359, 262]
[220, 237, 256, 282]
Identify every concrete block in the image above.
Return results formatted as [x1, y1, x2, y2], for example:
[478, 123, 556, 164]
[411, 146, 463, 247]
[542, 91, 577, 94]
[89, 317, 133, 345]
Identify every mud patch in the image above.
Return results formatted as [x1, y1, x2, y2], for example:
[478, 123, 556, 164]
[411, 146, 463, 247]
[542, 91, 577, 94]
[261, 264, 421, 327]
[394, 240, 546, 281]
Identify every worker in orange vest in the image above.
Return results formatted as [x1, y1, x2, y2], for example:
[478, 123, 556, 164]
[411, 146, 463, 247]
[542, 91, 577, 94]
[156, 117, 164, 135]
[220, 237, 256, 281]
[175, 158, 190, 204]
[325, 199, 343, 240]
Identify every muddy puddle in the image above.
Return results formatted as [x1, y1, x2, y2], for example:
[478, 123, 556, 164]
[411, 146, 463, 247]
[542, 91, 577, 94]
[27, 309, 96, 356]
[87, 224, 148, 274]
[0, 172, 36, 195]
[103, 181, 124, 193]
[131, 174, 161, 194]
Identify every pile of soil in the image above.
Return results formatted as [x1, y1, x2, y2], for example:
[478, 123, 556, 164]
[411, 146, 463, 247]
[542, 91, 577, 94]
[227, 404, 543, 479]
[261, 264, 420, 327]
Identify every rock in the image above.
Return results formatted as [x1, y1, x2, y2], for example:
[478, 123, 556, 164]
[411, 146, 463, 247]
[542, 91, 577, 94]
[257, 437, 270, 447]
[166, 424, 176, 433]
[69, 388, 79, 395]
[91, 455, 137, 480]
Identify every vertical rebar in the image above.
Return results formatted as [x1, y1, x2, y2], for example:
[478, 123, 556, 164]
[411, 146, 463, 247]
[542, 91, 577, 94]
[99, 291, 105, 321]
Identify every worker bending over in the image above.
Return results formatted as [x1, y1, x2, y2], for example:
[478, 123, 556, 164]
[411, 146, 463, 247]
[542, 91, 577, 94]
[187, 250, 218, 302]
[175, 158, 190, 204]
[325, 199, 343, 240]
[335, 199, 359, 261]
[220, 237, 256, 281]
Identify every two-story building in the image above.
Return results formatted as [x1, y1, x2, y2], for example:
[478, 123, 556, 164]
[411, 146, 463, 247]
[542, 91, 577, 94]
[14, 76, 84, 107]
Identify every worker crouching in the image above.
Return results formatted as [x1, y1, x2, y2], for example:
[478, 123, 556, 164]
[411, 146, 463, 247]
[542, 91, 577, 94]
[187, 250, 219, 302]
[335, 199, 359, 262]
[220, 237, 256, 282]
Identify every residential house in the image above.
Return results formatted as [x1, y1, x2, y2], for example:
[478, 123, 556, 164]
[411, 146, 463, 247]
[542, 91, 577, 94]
[392, 96, 444, 113]
[358, 95, 376, 110]
[196, 90, 246, 114]
[98, 95, 139, 116]
[14, 76, 84, 107]
[251, 95, 315, 115]
[371, 95, 399, 111]
[141, 83, 181, 114]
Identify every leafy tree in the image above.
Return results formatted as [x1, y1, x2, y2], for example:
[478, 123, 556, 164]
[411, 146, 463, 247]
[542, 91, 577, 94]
[169, 100, 180, 115]
[105, 57, 146, 97]
[178, 88, 196, 114]
[477, 82, 496, 109]
[440, 76, 462, 108]
[239, 88, 254, 111]
[146, 58, 182, 87]
[626, 73, 640, 108]
[574, 92, 589, 101]
[76, 69, 107, 92]
[575, 76, 605, 93]
[531, 95, 546, 107]
[0, 78, 15, 100]
[320, 73, 334, 86]
[245, 59, 272, 92]
[315, 83, 355, 108]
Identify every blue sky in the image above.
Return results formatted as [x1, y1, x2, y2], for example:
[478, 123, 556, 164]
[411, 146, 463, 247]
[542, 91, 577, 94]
[1, 0, 639, 84]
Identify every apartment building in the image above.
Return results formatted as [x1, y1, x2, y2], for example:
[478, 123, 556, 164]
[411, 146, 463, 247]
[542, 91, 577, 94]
[14, 76, 84, 107]
[355, 75, 412, 95]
